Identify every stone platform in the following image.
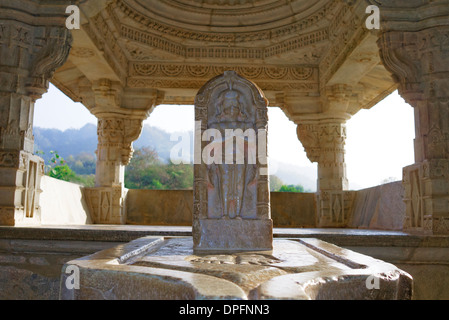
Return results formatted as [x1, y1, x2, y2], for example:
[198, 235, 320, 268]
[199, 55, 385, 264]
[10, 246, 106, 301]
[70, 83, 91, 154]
[60, 236, 412, 300]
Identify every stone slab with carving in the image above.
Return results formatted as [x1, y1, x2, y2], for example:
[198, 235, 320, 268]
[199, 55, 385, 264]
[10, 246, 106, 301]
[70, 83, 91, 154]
[60, 236, 412, 300]
[193, 71, 272, 252]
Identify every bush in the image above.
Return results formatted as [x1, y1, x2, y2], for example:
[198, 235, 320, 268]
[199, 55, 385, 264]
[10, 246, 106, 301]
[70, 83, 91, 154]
[278, 184, 305, 193]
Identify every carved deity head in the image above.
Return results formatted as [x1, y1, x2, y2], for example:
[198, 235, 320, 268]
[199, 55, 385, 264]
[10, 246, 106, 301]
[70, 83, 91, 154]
[216, 89, 246, 120]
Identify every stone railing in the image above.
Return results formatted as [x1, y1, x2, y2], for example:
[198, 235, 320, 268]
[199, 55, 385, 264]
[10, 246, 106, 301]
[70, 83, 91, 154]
[37, 178, 405, 231]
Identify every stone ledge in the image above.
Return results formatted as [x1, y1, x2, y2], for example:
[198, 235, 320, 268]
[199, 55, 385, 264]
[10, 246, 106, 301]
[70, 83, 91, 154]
[1, 225, 449, 248]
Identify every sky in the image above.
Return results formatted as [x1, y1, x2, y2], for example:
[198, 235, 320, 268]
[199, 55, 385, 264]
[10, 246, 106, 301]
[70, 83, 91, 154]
[34, 83, 415, 190]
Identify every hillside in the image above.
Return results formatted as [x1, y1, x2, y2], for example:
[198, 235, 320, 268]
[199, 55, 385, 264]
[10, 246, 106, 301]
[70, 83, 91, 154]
[33, 123, 316, 191]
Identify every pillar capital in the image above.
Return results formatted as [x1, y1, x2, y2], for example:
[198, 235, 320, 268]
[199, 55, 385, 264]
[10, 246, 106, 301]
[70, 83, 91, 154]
[0, 18, 72, 100]
[378, 26, 449, 104]
[296, 118, 347, 172]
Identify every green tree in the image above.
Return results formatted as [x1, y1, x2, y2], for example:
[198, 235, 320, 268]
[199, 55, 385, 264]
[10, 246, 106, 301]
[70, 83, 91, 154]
[278, 184, 305, 193]
[125, 147, 193, 190]
[42, 150, 95, 187]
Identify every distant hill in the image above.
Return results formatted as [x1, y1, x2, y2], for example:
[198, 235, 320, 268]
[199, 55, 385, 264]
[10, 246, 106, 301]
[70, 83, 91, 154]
[34, 123, 98, 163]
[134, 125, 193, 162]
[33, 123, 192, 164]
[33, 123, 316, 191]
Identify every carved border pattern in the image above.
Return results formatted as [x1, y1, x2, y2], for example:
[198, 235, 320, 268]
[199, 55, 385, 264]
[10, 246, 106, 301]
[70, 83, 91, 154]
[131, 63, 315, 81]
[120, 24, 328, 60]
[128, 78, 318, 92]
[115, 0, 334, 44]
[317, 191, 354, 227]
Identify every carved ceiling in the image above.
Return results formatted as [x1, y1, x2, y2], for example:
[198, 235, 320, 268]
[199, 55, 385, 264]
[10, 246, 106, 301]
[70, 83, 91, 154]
[52, 0, 396, 119]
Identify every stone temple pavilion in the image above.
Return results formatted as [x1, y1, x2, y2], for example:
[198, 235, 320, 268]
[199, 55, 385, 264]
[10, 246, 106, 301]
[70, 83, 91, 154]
[0, 0, 448, 300]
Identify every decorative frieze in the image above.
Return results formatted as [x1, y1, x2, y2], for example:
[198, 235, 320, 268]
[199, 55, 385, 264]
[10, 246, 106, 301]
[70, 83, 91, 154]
[130, 63, 315, 81]
[128, 63, 318, 92]
[115, 0, 333, 44]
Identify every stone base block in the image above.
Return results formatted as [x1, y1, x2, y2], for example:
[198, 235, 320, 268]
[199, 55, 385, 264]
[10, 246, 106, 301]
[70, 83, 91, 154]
[0, 151, 44, 226]
[193, 219, 273, 253]
[83, 186, 127, 224]
[60, 236, 413, 300]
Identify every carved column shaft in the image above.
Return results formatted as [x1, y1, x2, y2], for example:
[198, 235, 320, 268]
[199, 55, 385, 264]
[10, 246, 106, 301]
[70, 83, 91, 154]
[83, 114, 145, 225]
[297, 119, 353, 227]
[379, 20, 449, 234]
[83, 80, 160, 224]
[0, 6, 72, 226]
[297, 121, 348, 190]
[95, 116, 143, 185]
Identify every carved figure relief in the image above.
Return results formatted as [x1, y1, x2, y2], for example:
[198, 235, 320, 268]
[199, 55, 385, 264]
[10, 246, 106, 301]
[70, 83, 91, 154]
[194, 71, 270, 221]
[206, 88, 258, 219]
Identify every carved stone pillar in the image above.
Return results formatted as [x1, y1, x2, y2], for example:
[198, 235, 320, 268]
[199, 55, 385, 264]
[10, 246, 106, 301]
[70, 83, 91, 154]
[83, 116, 144, 224]
[377, 2, 449, 234]
[0, 4, 72, 226]
[296, 84, 355, 227]
[83, 80, 162, 224]
[297, 119, 353, 227]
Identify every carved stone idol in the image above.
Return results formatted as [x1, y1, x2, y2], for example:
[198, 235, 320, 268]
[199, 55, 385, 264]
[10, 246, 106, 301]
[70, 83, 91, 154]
[193, 71, 272, 252]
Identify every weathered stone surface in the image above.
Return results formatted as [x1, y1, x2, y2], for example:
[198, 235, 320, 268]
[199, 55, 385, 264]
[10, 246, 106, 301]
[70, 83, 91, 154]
[40, 176, 92, 225]
[60, 236, 413, 300]
[349, 181, 406, 230]
[0, 265, 60, 300]
[126, 190, 316, 228]
[126, 189, 193, 226]
[2, 227, 449, 299]
[194, 219, 273, 252]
